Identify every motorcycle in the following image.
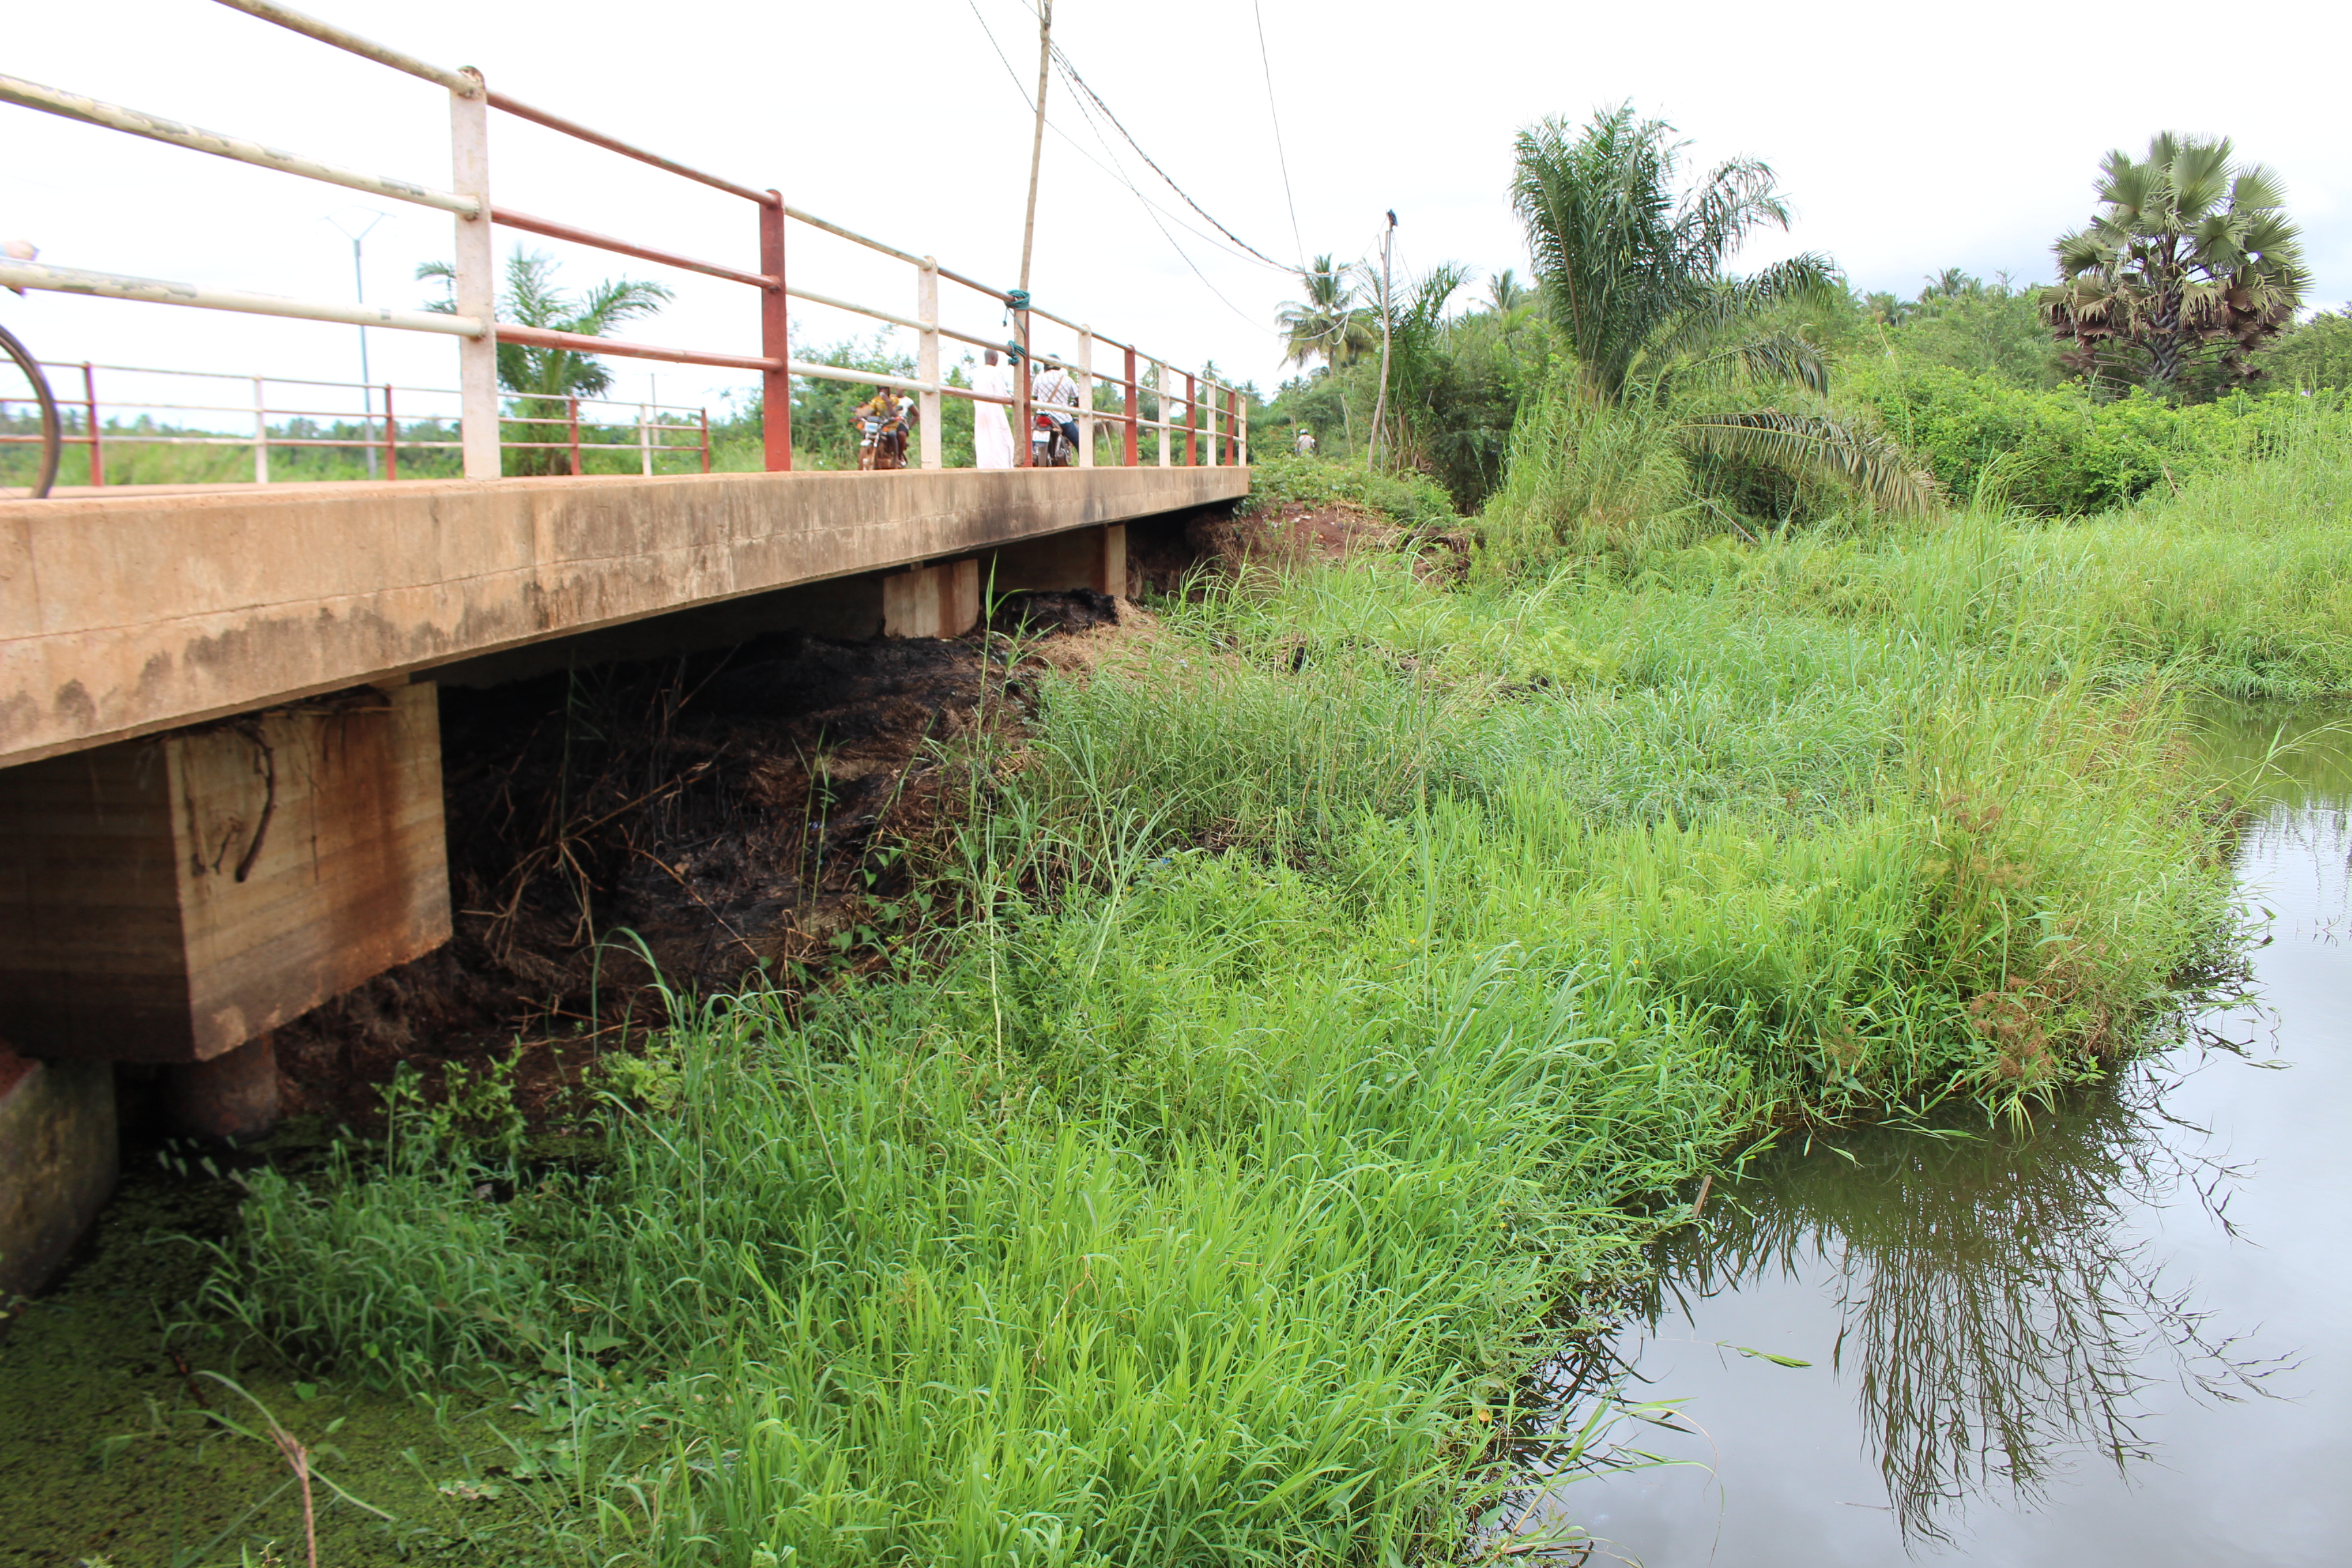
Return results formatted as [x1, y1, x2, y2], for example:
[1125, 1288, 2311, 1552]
[857, 410, 909, 471]
[1029, 410, 1073, 468]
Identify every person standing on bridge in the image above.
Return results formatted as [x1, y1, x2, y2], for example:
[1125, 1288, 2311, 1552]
[973, 349, 1014, 469]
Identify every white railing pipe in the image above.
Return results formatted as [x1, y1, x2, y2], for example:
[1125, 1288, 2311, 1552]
[1155, 361, 1170, 468]
[785, 284, 925, 336]
[0, 261, 484, 336]
[917, 259, 942, 471]
[448, 71, 499, 478]
[787, 361, 941, 395]
[0, 75, 478, 216]
[210, 0, 481, 96]
[1077, 326, 1094, 469]
[252, 375, 268, 483]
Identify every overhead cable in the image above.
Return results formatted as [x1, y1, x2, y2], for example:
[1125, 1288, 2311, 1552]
[962, 0, 1278, 333]
[1047, 42, 1293, 272]
[1252, 0, 1306, 268]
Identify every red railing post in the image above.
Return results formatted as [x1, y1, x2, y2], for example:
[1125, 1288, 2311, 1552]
[383, 384, 397, 478]
[567, 396, 582, 476]
[759, 192, 791, 470]
[1184, 372, 1198, 468]
[700, 408, 710, 474]
[1123, 347, 1138, 468]
[83, 363, 103, 486]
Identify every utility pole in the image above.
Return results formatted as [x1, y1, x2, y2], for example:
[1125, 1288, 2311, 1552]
[327, 209, 387, 477]
[1368, 210, 1395, 470]
[1013, 1, 1053, 469]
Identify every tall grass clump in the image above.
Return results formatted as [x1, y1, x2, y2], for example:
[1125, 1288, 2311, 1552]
[1684, 417, 2352, 699]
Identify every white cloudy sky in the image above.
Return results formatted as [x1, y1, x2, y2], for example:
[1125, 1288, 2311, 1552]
[7, 0, 2347, 427]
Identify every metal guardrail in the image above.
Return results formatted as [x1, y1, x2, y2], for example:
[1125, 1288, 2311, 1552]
[0, 360, 709, 483]
[0, 0, 1248, 480]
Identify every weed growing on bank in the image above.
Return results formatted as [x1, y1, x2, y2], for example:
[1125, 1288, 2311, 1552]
[193, 442, 2351, 1563]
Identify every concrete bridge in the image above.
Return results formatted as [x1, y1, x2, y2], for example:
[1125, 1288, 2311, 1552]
[0, 1, 1264, 1305]
[0, 463, 1246, 1303]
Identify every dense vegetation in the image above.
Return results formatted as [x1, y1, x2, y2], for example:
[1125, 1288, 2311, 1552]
[140, 103, 2352, 1567]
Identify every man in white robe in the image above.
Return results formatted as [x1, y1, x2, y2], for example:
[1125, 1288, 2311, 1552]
[972, 350, 1014, 469]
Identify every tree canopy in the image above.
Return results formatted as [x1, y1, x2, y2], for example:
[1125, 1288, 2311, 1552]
[1508, 104, 1933, 515]
[2040, 133, 2308, 399]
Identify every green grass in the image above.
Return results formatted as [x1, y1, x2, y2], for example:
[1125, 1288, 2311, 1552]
[193, 440, 2345, 1565]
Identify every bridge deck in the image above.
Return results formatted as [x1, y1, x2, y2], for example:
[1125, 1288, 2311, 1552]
[0, 466, 1246, 768]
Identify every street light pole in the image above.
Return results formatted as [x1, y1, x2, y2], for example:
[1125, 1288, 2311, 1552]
[327, 209, 387, 477]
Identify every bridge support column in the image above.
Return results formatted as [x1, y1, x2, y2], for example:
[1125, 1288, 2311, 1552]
[0, 683, 451, 1120]
[985, 523, 1126, 599]
[882, 560, 981, 640]
[0, 1048, 116, 1306]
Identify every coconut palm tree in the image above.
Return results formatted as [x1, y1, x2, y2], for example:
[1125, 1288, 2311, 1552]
[420, 250, 673, 474]
[1510, 105, 1932, 514]
[1486, 269, 1532, 315]
[2040, 133, 2307, 397]
[1275, 254, 1373, 372]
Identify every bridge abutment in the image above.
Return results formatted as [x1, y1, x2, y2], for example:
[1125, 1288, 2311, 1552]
[0, 682, 448, 1176]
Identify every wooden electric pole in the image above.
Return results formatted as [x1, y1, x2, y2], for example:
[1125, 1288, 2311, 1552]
[1014, 1, 1053, 466]
[1019, 1, 1054, 296]
[1368, 210, 1396, 470]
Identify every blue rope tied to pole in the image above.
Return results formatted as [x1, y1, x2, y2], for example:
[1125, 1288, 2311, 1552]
[1005, 289, 1031, 312]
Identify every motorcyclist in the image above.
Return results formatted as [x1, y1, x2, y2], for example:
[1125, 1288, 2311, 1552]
[851, 388, 911, 466]
[1030, 360, 1081, 463]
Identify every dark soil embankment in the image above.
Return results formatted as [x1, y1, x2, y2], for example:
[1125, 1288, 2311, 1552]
[272, 588, 1146, 1128]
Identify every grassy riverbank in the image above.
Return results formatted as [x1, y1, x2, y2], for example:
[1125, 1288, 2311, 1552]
[178, 448, 2349, 1566]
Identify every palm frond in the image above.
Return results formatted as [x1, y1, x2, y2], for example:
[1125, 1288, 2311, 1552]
[1679, 410, 1940, 516]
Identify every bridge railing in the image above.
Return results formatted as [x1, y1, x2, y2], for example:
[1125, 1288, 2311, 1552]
[0, 359, 710, 485]
[0, 0, 1247, 481]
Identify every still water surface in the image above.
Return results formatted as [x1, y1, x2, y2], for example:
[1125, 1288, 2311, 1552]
[1528, 709, 2352, 1565]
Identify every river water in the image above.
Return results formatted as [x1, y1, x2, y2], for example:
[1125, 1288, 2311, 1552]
[1517, 708, 2352, 1565]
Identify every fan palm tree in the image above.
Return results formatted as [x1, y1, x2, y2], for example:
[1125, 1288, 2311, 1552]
[421, 250, 673, 474]
[1275, 254, 1373, 372]
[2040, 133, 2307, 397]
[1510, 105, 1933, 514]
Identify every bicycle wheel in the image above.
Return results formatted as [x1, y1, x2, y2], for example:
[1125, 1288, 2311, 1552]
[0, 321, 60, 500]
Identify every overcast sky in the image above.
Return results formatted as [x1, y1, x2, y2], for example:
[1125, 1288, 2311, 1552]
[7, 0, 2347, 426]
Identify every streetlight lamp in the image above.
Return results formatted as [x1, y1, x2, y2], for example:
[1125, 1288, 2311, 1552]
[325, 208, 387, 477]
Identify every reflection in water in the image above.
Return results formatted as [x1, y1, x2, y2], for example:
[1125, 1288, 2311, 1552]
[1504, 708, 2351, 1562]
[1628, 1059, 2282, 1544]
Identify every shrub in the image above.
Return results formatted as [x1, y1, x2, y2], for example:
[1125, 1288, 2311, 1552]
[1842, 358, 2352, 513]
[1240, 452, 1460, 531]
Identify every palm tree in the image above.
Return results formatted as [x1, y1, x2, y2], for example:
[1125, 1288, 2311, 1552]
[1485, 269, 1531, 315]
[420, 250, 673, 474]
[2040, 133, 2307, 397]
[1509, 105, 1932, 514]
[1275, 254, 1372, 372]
[1379, 262, 1472, 469]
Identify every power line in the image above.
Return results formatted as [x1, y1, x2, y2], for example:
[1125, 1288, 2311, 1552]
[961, 0, 1277, 333]
[1046, 55, 1271, 331]
[1047, 41, 1292, 272]
[1252, 0, 1305, 269]
[962, 0, 1284, 277]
